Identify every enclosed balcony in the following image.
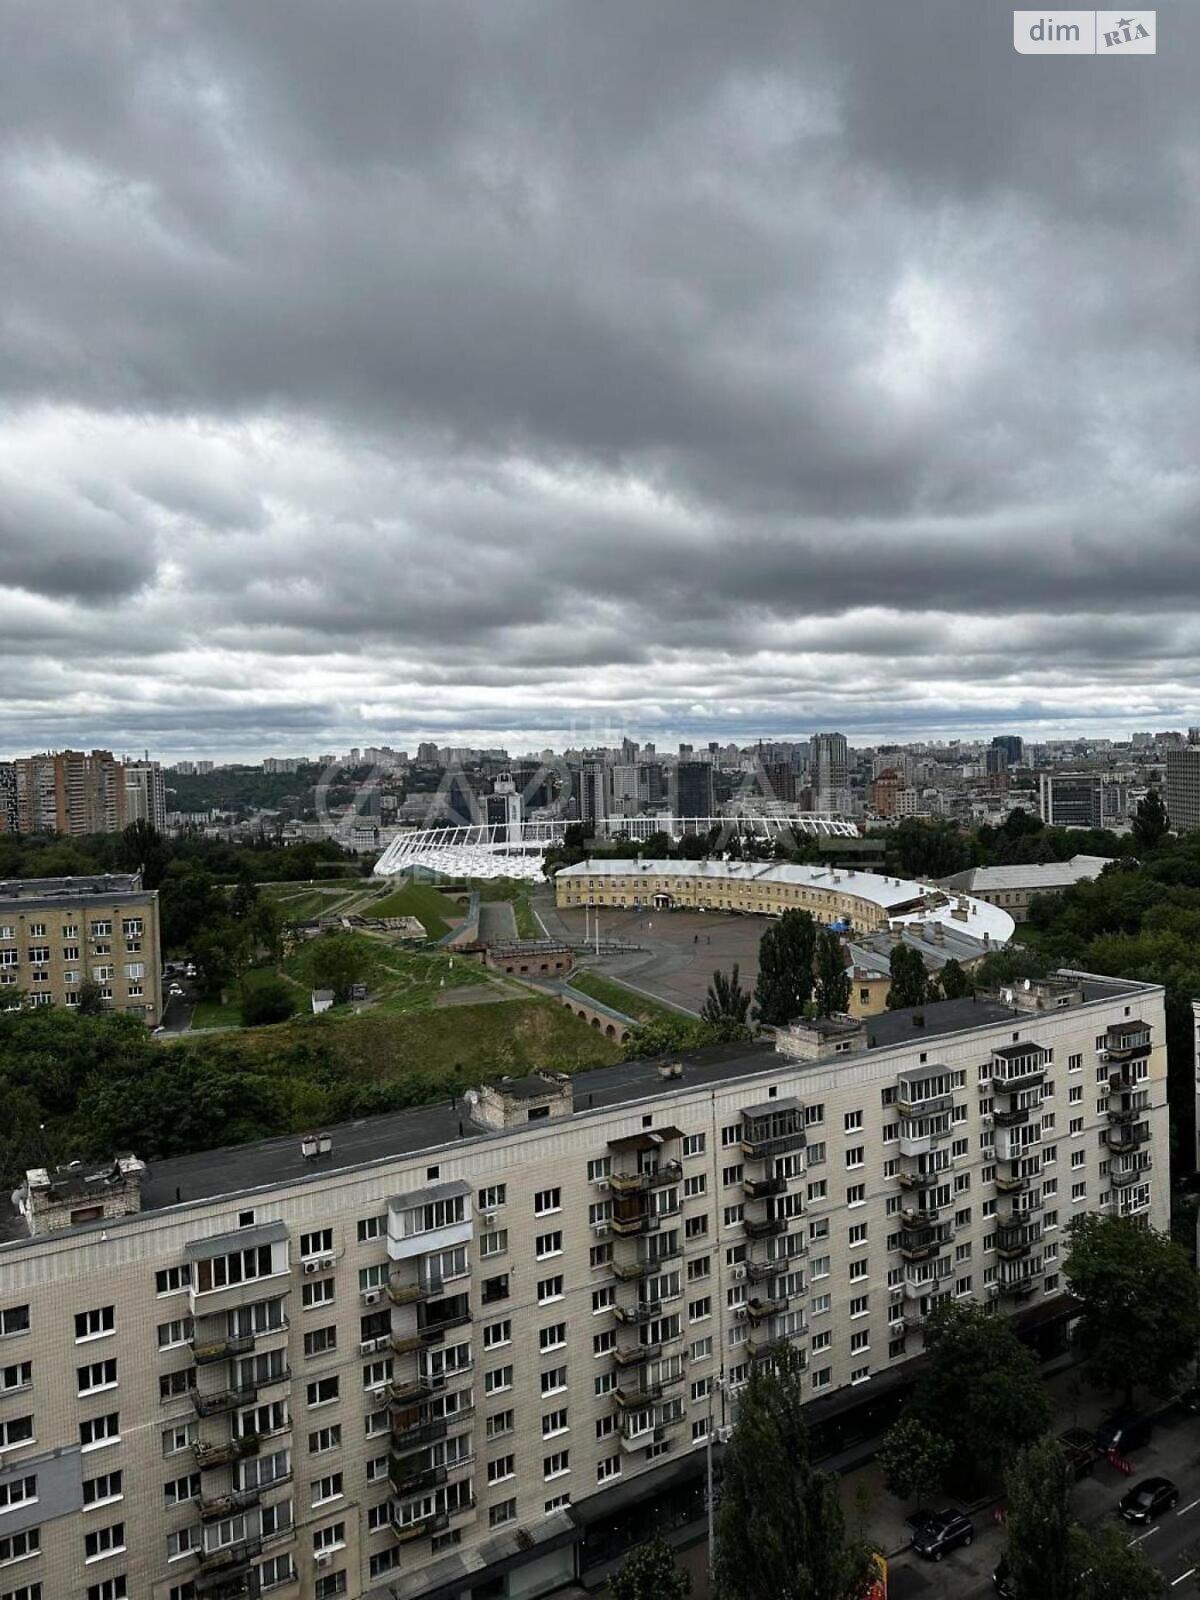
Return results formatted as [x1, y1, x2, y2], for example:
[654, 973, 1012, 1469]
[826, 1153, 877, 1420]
[392, 1508, 451, 1543]
[990, 1043, 1049, 1093]
[895, 1065, 956, 1116]
[1103, 1021, 1152, 1061]
[1107, 1087, 1150, 1125]
[741, 1099, 806, 1162]
[899, 1113, 951, 1159]
[900, 1224, 952, 1263]
[897, 1150, 953, 1190]
[390, 1456, 449, 1497]
[1110, 1157, 1153, 1189]
[610, 1195, 658, 1236]
[996, 1220, 1043, 1257]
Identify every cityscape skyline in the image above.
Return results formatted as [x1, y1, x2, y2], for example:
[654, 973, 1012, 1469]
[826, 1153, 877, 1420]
[3, 2, 1199, 765]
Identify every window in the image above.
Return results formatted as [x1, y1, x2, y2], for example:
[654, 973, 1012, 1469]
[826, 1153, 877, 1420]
[162, 1422, 196, 1457]
[77, 1358, 118, 1396]
[591, 1285, 615, 1314]
[0, 1531, 40, 1569]
[480, 1410, 513, 1447]
[535, 1230, 563, 1259]
[159, 1368, 194, 1401]
[312, 1472, 344, 1507]
[484, 1366, 513, 1396]
[684, 1215, 708, 1240]
[157, 1317, 192, 1350]
[484, 1319, 512, 1350]
[537, 1275, 564, 1304]
[357, 1215, 386, 1243]
[306, 1376, 339, 1408]
[844, 1110, 863, 1132]
[848, 1222, 868, 1247]
[0, 1476, 36, 1514]
[75, 1307, 115, 1342]
[722, 1163, 744, 1187]
[88, 1580, 129, 1600]
[592, 1329, 616, 1357]
[688, 1296, 712, 1322]
[155, 1266, 191, 1297]
[722, 1204, 744, 1228]
[807, 1180, 827, 1203]
[84, 1522, 125, 1562]
[595, 1370, 616, 1397]
[846, 1184, 866, 1207]
[541, 1365, 568, 1396]
[0, 1418, 34, 1450]
[849, 1259, 868, 1282]
[487, 1455, 515, 1485]
[597, 1454, 621, 1483]
[304, 1326, 338, 1358]
[539, 1323, 567, 1353]
[849, 1294, 870, 1318]
[300, 1228, 334, 1260]
[544, 1450, 570, 1479]
[490, 1499, 517, 1528]
[163, 1472, 200, 1507]
[309, 1424, 342, 1454]
[478, 1183, 507, 1210]
[480, 1230, 508, 1258]
[0, 1361, 31, 1396]
[586, 1158, 610, 1183]
[303, 1278, 335, 1309]
[683, 1133, 706, 1157]
[845, 1147, 864, 1170]
[534, 1187, 562, 1216]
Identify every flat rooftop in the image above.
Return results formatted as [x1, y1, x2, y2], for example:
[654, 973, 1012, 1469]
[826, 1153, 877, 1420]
[0, 873, 149, 909]
[0, 973, 1150, 1248]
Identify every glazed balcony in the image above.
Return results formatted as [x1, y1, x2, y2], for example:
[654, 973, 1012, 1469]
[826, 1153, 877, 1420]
[741, 1103, 807, 1162]
[1110, 1159, 1153, 1189]
[900, 1226, 952, 1263]
[1103, 1024, 1152, 1061]
[392, 1509, 451, 1543]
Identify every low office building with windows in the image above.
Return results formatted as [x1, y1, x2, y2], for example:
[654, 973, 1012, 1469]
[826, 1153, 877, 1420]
[0, 873, 162, 1024]
[0, 972, 1167, 1600]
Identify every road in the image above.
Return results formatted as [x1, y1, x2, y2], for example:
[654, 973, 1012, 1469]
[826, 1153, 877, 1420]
[882, 1405, 1200, 1596]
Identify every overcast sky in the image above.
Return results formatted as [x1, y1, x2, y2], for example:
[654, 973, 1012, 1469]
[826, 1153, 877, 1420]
[2, 1, 1198, 761]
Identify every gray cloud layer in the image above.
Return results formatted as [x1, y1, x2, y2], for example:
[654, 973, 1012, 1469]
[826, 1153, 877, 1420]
[1, 0, 1198, 758]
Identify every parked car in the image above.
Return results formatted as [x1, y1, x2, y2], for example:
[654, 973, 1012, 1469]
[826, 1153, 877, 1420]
[1120, 1476, 1179, 1523]
[1095, 1408, 1154, 1455]
[1178, 1384, 1200, 1414]
[911, 1508, 975, 1561]
[1057, 1425, 1097, 1480]
[993, 1555, 1016, 1598]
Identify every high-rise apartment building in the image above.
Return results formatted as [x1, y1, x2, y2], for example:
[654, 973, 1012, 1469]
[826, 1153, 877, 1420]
[1166, 747, 1200, 833]
[668, 761, 714, 820]
[578, 762, 611, 828]
[9, 750, 162, 837]
[0, 974, 1165, 1600]
[811, 732, 850, 814]
[0, 761, 16, 833]
[991, 735, 1024, 766]
[1038, 772, 1105, 829]
[0, 873, 163, 1022]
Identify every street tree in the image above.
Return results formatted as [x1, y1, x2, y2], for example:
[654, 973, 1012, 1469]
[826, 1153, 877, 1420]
[886, 944, 933, 1010]
[713, 1348, 873, 1600]
[610, 1536, 690, 1600]
[814, 928, 851, 1016]
[892, 1300, 1049, 1491]
[309, 933, 372, 1004]
[753, 910, 817, 1027]
[938, 957, 972, 999]
[877, 1415, 953, 1505]
[1064, 1213, 1200, 1405]
[240, 974, 297, 1027]
[1073, 1521, 1166, 1600]
[1004, 1437, 1076, 1600]
[75, 978, 107, 1017]
[702, 965, 752, 1030]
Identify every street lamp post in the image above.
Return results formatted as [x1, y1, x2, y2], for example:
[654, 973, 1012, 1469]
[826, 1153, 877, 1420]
[706, 1374, 726, 1580]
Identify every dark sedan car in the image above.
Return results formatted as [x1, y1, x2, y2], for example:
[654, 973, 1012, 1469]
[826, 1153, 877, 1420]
[911, 1508, 975, 1561]
[1119, 1475, 1179, 1523]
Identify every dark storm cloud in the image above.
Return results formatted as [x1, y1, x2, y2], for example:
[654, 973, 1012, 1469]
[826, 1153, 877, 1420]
[0, 0, 1198, 756]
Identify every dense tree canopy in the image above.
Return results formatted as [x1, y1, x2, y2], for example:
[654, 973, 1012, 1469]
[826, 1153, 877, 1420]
[754, 910, 817, 1026]
[814, 929, 851, 1016]
[611, 1537, 690, 1600]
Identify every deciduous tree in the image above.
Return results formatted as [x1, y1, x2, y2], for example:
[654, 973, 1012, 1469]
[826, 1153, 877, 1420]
[1064, 1213, 1200, 1405]
[754, 910, 817, 1027]
[877, 1415, 952, 1505]
[713, 1348, 873, 1600]
[814, 929, 851, 1016]
[886, 944, 932, 1010]
[611, 1536, 690, 1600]
[702, 965, 752, 1029]
[1004, 1437, 1076, 1600]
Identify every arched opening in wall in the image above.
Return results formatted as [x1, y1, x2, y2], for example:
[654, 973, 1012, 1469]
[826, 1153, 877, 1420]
[605, 1024, 616, 1038]
[591, 1017, 601, 1029]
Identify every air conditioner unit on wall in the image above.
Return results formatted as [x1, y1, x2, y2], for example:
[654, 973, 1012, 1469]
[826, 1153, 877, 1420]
[362, 1289, 381, 1306]
[303, 1260, 320, 1275]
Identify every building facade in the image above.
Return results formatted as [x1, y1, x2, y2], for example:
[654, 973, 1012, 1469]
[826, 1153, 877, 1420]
[0, 874, 163, 1024]
[7, 751, 165, 837]
[811, 733, 850, 816]
[940, 855, 1112, 923]
[1037, 772, 1105, 830]
[1166, 747, 1200, 834]
[0, 975, 1166, 1600]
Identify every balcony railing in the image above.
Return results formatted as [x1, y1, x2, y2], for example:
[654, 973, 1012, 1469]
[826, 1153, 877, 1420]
[610, 1257, 646, 1282]
[613, 1299, 661, 1326]
[196, 1535, 264, 1572]
[1106, 1122, 1151, 1154]
[192, 1435, 260, 1470]
[392, 1509, 451, 1543]
[613, 1342, 660, 1368]
[741, 1129, 806, 1161]
[390, 1459, 449, 1497]
[199, 1486, 262, 1522]
[387, 1279, 434, 1306]
[996, 1222, 1042, 1257]
[608, 1162, 683, 1195]
[743, 1215, 787, 1241]
[1110, 1161, 1152, 1189]
[191, 1332, 257, 1366]
[742, 1174, 786, 1200]
[192, 1384, 258, 1418]
[746, 1295, 788, 1321]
